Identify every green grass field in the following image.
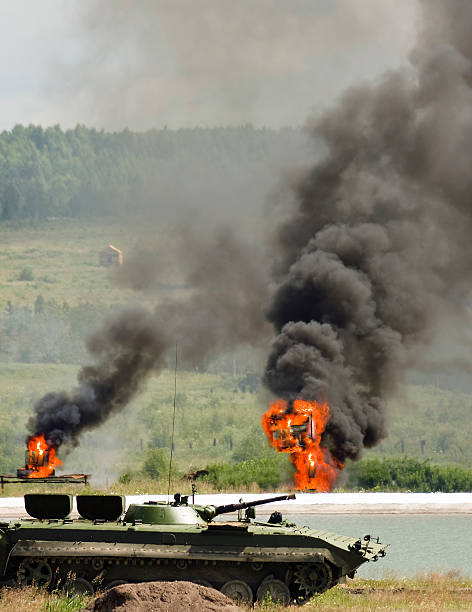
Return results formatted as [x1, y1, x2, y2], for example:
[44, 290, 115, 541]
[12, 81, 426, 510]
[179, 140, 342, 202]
[1, 363, 471, 496]
[0, 362, 269, 487]
[0, 219, 471, 495]
[0, 217, 179, 311]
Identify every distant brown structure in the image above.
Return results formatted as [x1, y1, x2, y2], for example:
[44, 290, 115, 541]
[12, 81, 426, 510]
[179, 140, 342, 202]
[99, 244, 123, 267]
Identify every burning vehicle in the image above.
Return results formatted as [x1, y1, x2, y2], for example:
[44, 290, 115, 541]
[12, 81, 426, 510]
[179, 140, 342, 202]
[16, 435, 62, 479]
[271, 413, 316, 450]
[0, 436, 88, 492]
[0, 492, 387, 605]
[262, 399, 343, 492]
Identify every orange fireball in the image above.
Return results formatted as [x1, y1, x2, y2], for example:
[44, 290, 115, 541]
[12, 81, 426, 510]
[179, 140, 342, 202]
[262, 399, 343, 491]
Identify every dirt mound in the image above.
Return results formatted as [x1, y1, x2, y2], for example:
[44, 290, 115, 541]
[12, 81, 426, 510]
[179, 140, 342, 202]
[84, 581, 243, 612]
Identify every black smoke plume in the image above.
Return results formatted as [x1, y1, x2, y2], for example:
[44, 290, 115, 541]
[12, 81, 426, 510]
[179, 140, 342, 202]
[27, 231, 269, 453]
[264, 0, 472, 463]
[27, 309, 171, 449]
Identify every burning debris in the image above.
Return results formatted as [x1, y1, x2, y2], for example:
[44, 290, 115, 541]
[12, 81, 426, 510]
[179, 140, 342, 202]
[262, 399, 342, 491]
[17, 434, 62, 479]
[1, 434, 88, 491]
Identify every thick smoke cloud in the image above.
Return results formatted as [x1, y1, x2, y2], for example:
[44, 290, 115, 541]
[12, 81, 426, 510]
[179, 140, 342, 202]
[28, 231, 269, 451]
[264, 0, 472, 463]
[51, 0, 414, 130]
[150, 229, 271, 366]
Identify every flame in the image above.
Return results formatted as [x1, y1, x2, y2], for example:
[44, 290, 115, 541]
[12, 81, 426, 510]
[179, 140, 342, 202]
[26, 434, 62, 478]
[261, 398, 343, 491]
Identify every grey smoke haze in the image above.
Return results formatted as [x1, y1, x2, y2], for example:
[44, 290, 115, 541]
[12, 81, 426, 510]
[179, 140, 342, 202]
[49, 0, 415, 130]
[28, 230, 270, 451]
[114, 127, 311, 238]
[150, 229, 271, 366]
[264, 0, 472, 463]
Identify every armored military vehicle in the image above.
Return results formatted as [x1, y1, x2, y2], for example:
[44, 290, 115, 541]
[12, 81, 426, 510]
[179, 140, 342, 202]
[0, 493, 387, 604]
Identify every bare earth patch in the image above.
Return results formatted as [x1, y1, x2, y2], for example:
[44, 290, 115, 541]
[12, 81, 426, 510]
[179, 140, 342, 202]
[85, 581, 243, 612]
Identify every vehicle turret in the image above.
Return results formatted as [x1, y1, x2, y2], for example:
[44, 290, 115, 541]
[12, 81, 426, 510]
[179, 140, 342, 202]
[123, 493, 296, 525]
[123, 500, 207, 525]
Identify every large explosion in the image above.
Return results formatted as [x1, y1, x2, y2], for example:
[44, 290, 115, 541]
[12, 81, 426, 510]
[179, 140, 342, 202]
[262, 399, 343, 491]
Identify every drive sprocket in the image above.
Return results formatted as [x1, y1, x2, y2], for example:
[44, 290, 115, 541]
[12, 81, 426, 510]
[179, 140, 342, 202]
[293, 561, 333, 600]
[17, 557, 53, 588]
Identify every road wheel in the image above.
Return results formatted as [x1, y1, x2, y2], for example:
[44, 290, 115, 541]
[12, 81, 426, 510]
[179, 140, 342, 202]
[257, 579, 291, 605]
[220, 579, 253, 605]
[17, 558, 53, 588]
[91, 558, 104, 571]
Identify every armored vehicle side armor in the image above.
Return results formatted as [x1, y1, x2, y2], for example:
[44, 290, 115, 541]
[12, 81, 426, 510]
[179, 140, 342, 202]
[0, 493, 387, 605]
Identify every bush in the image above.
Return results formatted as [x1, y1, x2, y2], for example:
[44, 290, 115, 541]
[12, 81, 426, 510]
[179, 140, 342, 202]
[142, 448, 170, 480]
[345, 456, 472, 492]
[203, 454, 292, 490]
[118, 472, 134, 484]
[34, 294, 45, 314]
[18, 267, 34, 281]
[231, 432, 272, 462]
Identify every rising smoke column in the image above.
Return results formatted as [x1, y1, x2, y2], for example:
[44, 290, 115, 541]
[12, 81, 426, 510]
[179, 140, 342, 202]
[264, 0, 472, 463]
[27, 308, 171, 450]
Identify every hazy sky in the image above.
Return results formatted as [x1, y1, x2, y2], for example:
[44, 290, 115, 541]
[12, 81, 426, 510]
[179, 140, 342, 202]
[0, 0, 416, 131]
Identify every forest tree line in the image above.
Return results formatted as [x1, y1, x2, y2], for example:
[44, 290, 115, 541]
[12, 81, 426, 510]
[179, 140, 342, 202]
[0, 124, 305, 221]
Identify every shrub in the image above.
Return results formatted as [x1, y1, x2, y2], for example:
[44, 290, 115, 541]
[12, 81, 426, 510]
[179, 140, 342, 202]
[142, 448, 170, 480]
[203, 454, 292, 490]
[34, 294, 45, 314]
[18, 267, 34, 281]
[345, 456, 472, 492]
[231, 432, 272, 462]
[118, 472, 133, 484]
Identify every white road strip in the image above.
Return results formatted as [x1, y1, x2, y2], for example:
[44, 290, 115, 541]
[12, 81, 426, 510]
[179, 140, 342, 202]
[0, 492, 471, 518]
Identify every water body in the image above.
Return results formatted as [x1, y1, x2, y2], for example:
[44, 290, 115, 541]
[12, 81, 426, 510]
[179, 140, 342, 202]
[286, 514, 472, 578]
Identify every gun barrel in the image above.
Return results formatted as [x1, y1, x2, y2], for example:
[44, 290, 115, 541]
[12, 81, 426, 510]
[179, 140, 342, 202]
[214, 493, 296, 516]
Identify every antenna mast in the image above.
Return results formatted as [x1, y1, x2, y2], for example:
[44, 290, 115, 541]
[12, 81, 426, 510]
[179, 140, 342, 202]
[167, 340, 178, 501]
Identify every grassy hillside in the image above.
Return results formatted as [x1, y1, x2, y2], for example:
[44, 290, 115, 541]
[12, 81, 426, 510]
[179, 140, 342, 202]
[0, 218, 170, 311]
[0, 361, 471, 492]
[0, 220, 470, 494]
[375, 385, 472, 465]
[0, 363, 266, 478]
